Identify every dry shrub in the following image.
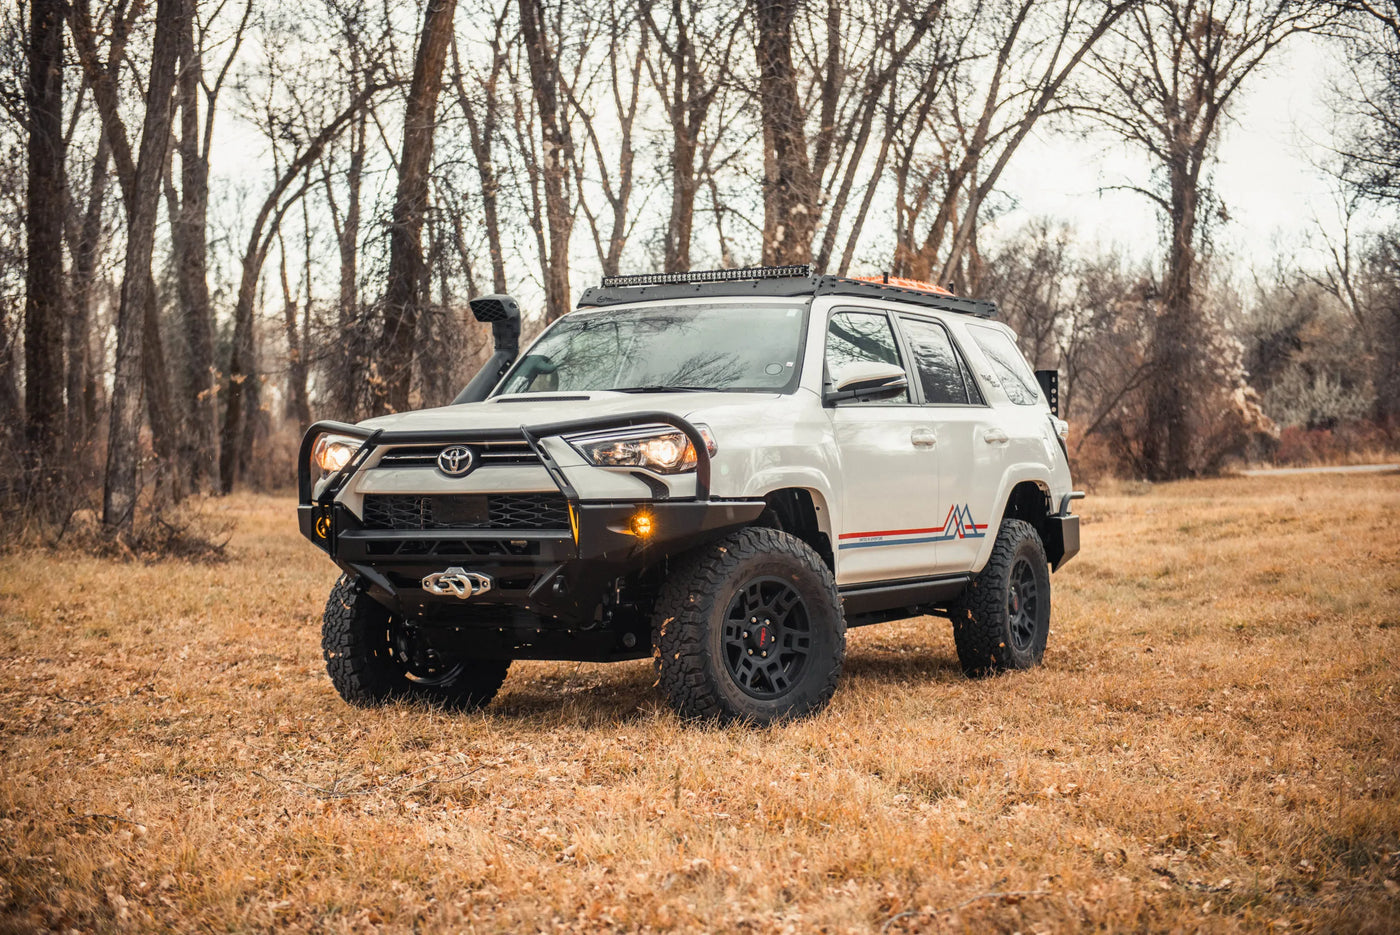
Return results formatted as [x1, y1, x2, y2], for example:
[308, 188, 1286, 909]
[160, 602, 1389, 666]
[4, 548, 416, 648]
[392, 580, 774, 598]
[0, 441, 231, 562]
[244, 425, 303, 494]
[1271, 421, 1400, 467]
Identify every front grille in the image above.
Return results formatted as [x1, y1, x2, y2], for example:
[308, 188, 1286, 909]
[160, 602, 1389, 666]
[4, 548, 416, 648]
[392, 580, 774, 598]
[376, 438, 540, 469]
[361, 494, 570, 530]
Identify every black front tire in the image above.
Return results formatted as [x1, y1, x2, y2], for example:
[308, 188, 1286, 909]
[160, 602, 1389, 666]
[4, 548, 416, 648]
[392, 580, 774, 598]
[321, 575, 509, 710]
[951, 519, 1051, 677]
[652, 528, 845, 725]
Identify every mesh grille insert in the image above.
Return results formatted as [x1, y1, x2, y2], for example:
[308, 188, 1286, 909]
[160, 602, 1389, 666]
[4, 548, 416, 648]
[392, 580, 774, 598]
[361, 494, 569, 530]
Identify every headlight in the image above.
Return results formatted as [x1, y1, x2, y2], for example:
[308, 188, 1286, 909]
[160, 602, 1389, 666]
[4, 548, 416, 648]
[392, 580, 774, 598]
[568, 424, 717, 474]
[312, 433, 362, 475]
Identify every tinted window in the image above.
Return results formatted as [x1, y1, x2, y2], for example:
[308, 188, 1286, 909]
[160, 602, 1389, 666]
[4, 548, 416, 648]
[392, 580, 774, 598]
[496, 303, 806, 394]
[900, 317, 975, 405]
[969, 324, 1039, 406]
[825, 311, 909, 404]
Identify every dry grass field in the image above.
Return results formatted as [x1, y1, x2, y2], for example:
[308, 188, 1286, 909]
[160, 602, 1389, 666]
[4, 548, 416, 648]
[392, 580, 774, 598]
[1, 472, 1398, 933]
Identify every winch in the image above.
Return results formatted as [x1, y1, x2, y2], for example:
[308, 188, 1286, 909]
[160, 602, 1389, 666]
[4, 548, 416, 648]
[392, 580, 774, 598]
[421, 568, 493, 599]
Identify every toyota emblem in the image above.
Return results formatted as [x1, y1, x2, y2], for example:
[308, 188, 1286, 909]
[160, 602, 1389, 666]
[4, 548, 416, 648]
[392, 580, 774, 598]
[436, 445, 475, 477]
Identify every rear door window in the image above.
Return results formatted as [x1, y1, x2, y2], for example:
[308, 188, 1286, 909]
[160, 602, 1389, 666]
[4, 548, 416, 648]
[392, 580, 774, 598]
[898, 316, 981, 405]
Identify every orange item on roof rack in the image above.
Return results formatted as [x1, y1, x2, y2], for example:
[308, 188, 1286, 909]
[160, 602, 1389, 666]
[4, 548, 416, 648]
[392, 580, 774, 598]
[849, 275, 954, 296]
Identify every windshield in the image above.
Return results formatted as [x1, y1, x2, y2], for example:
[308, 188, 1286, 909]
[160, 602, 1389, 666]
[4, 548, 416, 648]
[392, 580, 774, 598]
[494, 302, 808, 395]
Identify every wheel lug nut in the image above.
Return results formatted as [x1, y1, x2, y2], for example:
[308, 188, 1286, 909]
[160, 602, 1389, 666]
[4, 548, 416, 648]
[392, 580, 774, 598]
[743, 631, 749, 638]
[747, 649, 753, 655]
[761, 651, 767, 657]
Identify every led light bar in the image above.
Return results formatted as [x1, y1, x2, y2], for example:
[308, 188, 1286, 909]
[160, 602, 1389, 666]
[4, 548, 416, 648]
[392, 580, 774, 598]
[600, 265, 813, 288]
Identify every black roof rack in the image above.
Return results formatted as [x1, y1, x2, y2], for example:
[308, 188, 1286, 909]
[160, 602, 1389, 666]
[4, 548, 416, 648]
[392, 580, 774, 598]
[576, 265, 997, 318]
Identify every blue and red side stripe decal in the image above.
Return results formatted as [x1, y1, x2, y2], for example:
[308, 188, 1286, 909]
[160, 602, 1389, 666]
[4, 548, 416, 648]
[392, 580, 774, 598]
[837, 503, 987, 550]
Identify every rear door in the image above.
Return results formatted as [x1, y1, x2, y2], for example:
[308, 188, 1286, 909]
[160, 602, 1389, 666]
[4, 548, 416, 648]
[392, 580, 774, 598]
[895, 315, 997, 574]
[825, 308, 943, 584]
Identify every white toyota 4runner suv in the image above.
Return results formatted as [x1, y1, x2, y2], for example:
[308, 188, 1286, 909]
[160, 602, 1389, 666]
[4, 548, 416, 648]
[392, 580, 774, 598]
[299, 266, 1081, 724]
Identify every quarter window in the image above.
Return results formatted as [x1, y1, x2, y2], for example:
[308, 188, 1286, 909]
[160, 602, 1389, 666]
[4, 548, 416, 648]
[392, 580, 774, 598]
[825, 311, 909, 404]
[969, 324, 1039, 406]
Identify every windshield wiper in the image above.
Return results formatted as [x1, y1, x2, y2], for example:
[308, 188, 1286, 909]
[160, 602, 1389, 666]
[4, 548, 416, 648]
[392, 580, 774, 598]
[612, 385, 714, 393]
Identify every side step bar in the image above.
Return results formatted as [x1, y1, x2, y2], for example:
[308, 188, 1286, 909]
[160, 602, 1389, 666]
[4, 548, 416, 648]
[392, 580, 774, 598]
[839, 574, 971, 622]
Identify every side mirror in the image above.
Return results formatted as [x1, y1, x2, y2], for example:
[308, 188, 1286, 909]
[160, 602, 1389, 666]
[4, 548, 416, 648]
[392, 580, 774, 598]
[453, 294, 523, 404]
[824, 361, 909, 404]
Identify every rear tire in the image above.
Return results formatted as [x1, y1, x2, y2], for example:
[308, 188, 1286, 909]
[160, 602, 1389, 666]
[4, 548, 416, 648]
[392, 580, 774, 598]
[951, 519, 1051, 677]
[652, 528, 845, 724]
[321, 575, 509, 710]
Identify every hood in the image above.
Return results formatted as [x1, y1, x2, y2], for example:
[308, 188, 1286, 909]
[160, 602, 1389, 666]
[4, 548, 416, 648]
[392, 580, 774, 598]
[354, 390, 784, 435]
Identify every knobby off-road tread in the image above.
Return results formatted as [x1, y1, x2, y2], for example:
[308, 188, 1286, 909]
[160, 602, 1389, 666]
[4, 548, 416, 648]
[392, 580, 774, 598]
[651, 527, 845, 724]
[951, 519, 1048, 677]
[323, 575, 402, 706]
[322, 575, 509, 710]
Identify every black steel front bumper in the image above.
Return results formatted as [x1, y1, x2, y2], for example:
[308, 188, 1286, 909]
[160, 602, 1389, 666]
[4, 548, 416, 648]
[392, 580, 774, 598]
[297, 413, 764, 628]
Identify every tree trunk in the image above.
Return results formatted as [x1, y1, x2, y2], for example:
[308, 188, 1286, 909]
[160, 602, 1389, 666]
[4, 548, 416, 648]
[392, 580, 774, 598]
[279, 237, 312, 429]
[174, 0, 218, 492]
[452, 33, 508, 294]
[24, 0, 68, 477]
[519, 0, 575, 320]
[755, 0, 817, 266]
[376, 0, 458, 414]
[219, 86, 382, 490]
[70, 0, 183, 503]
[1142, 162, 1199, 481]
[339, 109, 366, 326]
[68, 129, 109, 449]
[102, 0, 181, 530]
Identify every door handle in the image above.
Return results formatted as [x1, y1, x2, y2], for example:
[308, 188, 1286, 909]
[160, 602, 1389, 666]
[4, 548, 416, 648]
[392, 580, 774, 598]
[982, 428, 1010, 445]
[911, 427, 938, 449]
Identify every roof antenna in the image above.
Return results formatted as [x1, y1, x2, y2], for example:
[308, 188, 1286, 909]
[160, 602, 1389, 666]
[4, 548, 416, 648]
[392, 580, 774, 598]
[947, 280, 956, 294]
[882, 271, 889, 285]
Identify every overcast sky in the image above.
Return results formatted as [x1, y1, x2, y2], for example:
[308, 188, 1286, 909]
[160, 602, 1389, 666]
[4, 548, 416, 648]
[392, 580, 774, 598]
[992, 32, 1376, 275]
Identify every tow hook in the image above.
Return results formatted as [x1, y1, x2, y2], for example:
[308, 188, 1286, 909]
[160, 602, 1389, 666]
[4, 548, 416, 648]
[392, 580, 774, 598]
[421, 567, 493, 599]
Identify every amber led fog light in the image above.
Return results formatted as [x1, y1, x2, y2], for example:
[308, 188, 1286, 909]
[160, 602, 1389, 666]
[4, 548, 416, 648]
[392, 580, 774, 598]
[628, 511, 655, 538]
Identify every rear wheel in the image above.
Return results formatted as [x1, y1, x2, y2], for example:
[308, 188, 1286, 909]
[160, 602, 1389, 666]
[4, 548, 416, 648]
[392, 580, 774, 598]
[951, 519, 1051, 677]
[321, 575, 509, 710]
[652, 528, 845, 724]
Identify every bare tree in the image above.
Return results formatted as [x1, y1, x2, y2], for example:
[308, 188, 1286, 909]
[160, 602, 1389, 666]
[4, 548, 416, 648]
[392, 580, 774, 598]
[169, 0, 251, 493]
[24, 0, 67, 478]
[102, 0, 182, 530]
[753, 0, 817, 265]
[564, 0, 646, 278]
[219, 82, 386, 490]
[1084, 0, 1334, 478]
[1331, 0, 1400, 205]
[641, 0, 741, 272]
[450, 5, 512, 293]
[890, 0, 1132, 290]
[518, 0, 577, 319]
[375, 0, 458, 413]
[69, 0, 183, 495]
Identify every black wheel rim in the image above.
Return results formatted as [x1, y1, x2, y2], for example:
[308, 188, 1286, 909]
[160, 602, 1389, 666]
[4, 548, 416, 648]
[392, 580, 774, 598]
[721, 576, 812, 699]
[1007, 558, 1040, 652]
[392, 626, 463, 687]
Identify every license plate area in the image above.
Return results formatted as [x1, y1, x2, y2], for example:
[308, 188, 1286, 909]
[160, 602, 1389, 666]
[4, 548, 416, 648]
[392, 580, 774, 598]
[431, 496, 489, 526]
